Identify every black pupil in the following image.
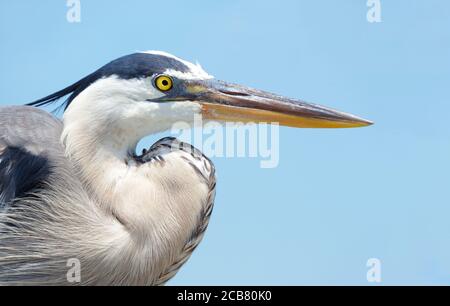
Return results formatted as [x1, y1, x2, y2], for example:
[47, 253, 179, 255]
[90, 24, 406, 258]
[162, 80, 169, 86]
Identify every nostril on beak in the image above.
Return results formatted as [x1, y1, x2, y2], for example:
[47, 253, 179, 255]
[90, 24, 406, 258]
[218, 89, 251, 97]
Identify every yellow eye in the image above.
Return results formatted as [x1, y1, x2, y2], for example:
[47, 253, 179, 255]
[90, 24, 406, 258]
[155, 75, 173, 91]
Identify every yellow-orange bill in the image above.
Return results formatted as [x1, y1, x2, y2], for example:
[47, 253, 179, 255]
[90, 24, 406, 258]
[201, 102, 372, 128]
[189, 80, 373, 128]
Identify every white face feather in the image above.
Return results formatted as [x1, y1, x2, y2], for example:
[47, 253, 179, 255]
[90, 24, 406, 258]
[63, 75, 202, 152]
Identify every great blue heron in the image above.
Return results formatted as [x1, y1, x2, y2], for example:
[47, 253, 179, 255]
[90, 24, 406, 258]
[0, 51, 372, 285]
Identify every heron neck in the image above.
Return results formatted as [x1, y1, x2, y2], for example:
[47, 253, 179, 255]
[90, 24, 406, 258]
[61, 114, 213, 282]
[61, 110, 143, 200]
[57, 81, 211, 284]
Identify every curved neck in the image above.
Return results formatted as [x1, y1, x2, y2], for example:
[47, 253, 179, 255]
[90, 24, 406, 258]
[60, 86, 210, 284]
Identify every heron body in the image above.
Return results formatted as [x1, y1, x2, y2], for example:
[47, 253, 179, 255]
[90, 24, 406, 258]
[0, 106, 215, 285]
[0, 51, 371, 285]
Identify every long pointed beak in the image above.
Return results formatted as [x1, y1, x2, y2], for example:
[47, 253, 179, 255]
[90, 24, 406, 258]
[170, 80, 373, 128]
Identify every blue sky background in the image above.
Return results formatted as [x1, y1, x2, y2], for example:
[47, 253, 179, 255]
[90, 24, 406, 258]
[1, 1, 449, 285]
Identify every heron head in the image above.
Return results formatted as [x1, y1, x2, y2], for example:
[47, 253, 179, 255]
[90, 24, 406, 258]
[29, 51, 372, 139]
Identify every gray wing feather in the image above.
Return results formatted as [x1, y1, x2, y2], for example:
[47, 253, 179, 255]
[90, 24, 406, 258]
[0, 106, 64, 206]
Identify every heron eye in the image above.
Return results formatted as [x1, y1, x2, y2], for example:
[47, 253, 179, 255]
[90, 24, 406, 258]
[155, 75, 173, 92]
